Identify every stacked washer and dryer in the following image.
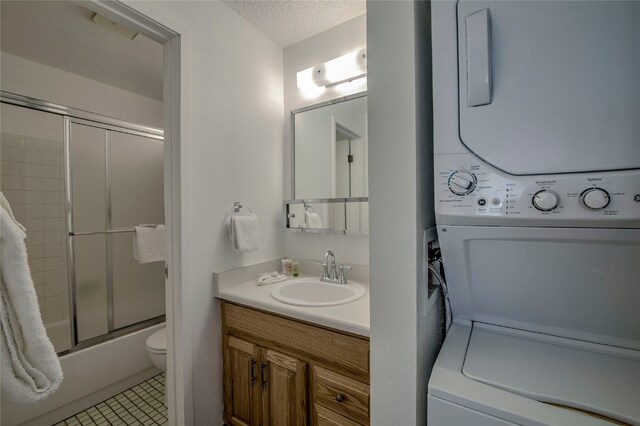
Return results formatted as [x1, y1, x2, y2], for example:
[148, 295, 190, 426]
[428, 1, 640, 425]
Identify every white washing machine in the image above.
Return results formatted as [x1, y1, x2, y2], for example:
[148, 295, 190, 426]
[429, 1, 640, 425]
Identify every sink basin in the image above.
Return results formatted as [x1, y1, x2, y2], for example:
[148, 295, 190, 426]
[270, 278, 366, 307]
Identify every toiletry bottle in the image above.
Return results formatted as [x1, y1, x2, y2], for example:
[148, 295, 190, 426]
[292, 261, 299, 277]
[282, 258, 292, 276]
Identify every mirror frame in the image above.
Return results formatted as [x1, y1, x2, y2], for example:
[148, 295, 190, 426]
[283, 198, 369, 235]
[290, 91, 368, 200]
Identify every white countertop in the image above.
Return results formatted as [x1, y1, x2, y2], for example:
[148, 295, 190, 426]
[215, 275, 370, 337]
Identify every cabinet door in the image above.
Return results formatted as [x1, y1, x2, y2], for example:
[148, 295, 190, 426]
[224, 336, 261, 426]
[260, 349, 308, 426]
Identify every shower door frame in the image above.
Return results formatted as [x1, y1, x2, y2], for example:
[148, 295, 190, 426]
[0, 92, 167, 350]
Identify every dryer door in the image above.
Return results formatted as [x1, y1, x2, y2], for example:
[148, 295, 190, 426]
[457, 1, 640, 175]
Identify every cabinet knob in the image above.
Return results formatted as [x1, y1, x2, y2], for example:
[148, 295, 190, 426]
[335, 394, 345, 403]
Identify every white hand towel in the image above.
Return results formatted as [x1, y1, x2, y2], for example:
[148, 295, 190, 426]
[229, 214, 258, 252]
[133, 225, 166, 264]
[303, 211, 323, 229]
[0, 191, 63, 403]
[256, 272, 287, 286]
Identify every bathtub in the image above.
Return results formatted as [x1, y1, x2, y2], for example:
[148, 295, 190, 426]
[1, 323, 164, 426]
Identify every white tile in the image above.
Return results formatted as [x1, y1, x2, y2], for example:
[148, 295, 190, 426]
[25, 191, 43, 205]
[43, 191, 64, 205]
[25, 230, 43, 245]
[25, 177, 44, 191]
[43, 178, 62, 192]
[25, 204, 44, 218]
[29, 257, 44, 272]
[24, 136, 43, 150]
[24, 217, 44, 232]
[44, 295, 62, 310]
[44, 230, 62, 244]
[25, 163, 44, 177]
[44, 217, 66, 230]
[43, 204, 64, 218]
[44, 244, 62, 257]
[2, 133, 23, 148]
[3, 190, 24, 205]
[45, 309, 63, 323]
[43, 165, 63, 178]
[2, 161, 24, 176]
[24, 149, 43, 164]
[34, 284, 45, 299]
[45, 282, 63, 297]
[42, 139, 62, 153]
[43, 152, 62, 166]
[32, 271, 45, 286]
[28, 244, 44, 258]
[2, 175, 24, 190]
[10, 204, 25, 221]
[45, 270, 62, 284]
[44, 256, 62, 271]
[2, 146, 24, 162]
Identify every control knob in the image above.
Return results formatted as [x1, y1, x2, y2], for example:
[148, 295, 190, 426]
[532, 190, 559, 211]
[581, 188, 610, 210]
[448, 170, 477, 196]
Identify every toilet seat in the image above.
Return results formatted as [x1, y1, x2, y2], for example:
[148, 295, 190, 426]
[146, 328, 167, 353]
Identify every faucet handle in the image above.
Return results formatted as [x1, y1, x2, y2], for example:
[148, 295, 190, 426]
[337, 264, 352, 284]
[321, 262, 330, 280]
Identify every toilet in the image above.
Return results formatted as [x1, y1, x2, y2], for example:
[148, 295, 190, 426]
[145, 327, 167, 406]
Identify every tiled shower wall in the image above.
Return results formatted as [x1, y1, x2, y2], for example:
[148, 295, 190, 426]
[1, 132, 69, 326]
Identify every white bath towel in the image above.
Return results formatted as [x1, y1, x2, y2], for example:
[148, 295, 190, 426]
[133, 225, 166, 264]
[256, 272, 287, 286]
[0, 191, 63, 403]
[229, 214, 258, 252]
[303, 211, 323, 229]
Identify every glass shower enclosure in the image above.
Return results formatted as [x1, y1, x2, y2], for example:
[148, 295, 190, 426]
[1, 94, 166, 353]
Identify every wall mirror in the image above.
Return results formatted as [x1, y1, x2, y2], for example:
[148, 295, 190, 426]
[287, 93, 368, 234]
[292, 93, 367, 199]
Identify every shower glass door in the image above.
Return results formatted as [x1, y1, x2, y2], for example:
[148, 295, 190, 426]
[68, 120, 165, 343]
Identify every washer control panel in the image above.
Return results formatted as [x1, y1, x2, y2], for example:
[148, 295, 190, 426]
[436, 154, 640, 227]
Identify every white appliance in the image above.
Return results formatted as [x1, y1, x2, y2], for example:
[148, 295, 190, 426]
[429, 1, 640, 425]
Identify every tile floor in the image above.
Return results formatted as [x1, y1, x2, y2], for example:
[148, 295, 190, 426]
[54, 374, 167, 426]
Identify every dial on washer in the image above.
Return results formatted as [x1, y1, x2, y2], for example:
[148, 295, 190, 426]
[448, 170, 477, 195]
[532, 190, 559, 211]
[581, 188, 610, 210]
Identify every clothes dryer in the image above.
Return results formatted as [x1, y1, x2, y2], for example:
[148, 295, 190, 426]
[429, 1, 640, 425]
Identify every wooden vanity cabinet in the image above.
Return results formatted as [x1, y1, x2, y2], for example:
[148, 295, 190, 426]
[222, 302, 370, 426]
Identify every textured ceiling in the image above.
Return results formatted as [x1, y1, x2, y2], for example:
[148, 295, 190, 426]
[223, 0, 366, 47]
[0, 1, 163, 101]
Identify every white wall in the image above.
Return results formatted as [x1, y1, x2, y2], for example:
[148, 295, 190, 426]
[283, 15, 369, 267]
[121, 2, 285, 424]
[0, 52, 163, 128]
[368, 1, 440, 425]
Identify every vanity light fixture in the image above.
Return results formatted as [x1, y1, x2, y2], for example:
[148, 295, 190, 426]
[297, 48, 367, 94]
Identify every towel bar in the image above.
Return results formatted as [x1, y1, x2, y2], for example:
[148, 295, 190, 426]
[69, 225, 159, 236]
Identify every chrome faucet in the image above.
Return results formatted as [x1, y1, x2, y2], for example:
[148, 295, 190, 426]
[321, 251, 352, 284]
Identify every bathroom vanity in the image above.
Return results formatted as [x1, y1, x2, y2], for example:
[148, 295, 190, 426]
[222, 302, 370, 426]
[214, 259, 370, 426]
